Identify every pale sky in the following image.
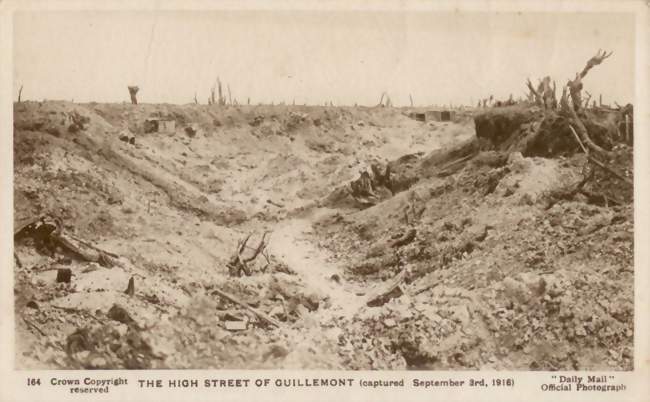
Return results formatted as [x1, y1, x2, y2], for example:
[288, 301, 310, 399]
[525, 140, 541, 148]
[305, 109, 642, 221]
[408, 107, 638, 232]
[13, 10, 636, 106]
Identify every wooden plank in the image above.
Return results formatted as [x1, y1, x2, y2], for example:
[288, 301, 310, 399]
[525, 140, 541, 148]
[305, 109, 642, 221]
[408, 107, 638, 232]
[211, 288, 281, 328]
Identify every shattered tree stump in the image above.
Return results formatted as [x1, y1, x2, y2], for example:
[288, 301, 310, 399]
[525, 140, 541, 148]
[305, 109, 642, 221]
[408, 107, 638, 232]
[128, 86, 139, 105]
[14, 215, 119, 267]
[227, 231, 270, 277]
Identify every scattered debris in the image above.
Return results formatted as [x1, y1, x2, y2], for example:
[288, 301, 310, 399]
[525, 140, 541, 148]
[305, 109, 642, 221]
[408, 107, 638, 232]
[390, 228, 416, 248]
[15, 215, 118, 267]
[366, 270, 406, 307]
[13, 86, 633, 371]
[210, 287, 281, 328]
[266, 199, 285, 208]
[23, 316, 46, 337]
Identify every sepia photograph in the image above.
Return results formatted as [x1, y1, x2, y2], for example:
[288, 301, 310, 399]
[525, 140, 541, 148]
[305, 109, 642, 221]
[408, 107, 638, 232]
[10, 5, 638, 373]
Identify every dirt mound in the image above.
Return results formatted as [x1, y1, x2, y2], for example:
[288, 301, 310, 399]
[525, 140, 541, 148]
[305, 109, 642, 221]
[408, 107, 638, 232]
[314, 131, 633, 370]
[13, 99, 633, 371]
[474, 105, 541, 149]
[15, 100, 474, 370]
[474, 105, 629, 157]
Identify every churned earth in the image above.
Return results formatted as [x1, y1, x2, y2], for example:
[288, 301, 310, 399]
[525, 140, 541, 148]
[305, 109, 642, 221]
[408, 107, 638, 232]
[13, 101, 632, 370]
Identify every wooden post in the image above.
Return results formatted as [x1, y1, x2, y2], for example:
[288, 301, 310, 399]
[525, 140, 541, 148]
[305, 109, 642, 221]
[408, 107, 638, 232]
[599, 94, 602, 107]
[18, 85, 23, 102]
[409, 94, 414, 107]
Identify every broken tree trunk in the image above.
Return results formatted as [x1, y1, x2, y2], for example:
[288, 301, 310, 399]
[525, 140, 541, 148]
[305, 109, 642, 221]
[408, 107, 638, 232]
[378, 92, 386, 107]
[366, 270, 406, 307]
[349, 170, 378, 205]
[18, 85, 23, 103]
[128, 86, 139, 105]
[390, 228, 416, 248]
[436, 153, 476, 177]
[51, 232, 117, 267]
[540, 77, 557, 109]
[370, 163, 392, 191]
[211, 287, 281, 327]
[526, 78, 542, 106]
[567, 107, 612, 158]
[568, 125, 632, 187]
[567, 49, 612, 111]
[227, 232, 270, 277]
[217, 78, 225, 106]
[584, 91, 593, 109]
[209, 85, 216, 105]
[14, 215, 118, 267]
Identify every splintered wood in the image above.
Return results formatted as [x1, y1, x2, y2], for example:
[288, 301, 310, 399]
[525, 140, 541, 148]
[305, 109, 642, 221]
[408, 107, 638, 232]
[14, 215, 119, 268]
[227, 231, 270, 277]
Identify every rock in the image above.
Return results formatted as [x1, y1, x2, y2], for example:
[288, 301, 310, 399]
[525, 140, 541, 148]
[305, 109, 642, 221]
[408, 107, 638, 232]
[263, 344, 289, 361]
[467, 224, 490, 242]
[90, 357, 106, 368]
[143, 293, 160, 304]
[383, 318, 397, 328]
[518, 193, 534, 206]
[107, 304, 136, 326]
[502, 277, 531, 305]
[56, 268, 72, 283]
[185, 124, 199, 138]
[507, 152, 525, 165]
[268, 305, 285, 319]
[115, 323, 129, 337]
[74, 350, 90, 361]
[224, 320, 248, 331]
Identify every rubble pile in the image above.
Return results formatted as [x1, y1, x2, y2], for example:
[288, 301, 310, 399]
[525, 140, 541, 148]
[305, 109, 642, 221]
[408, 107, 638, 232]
[13, 82, 633, 370]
